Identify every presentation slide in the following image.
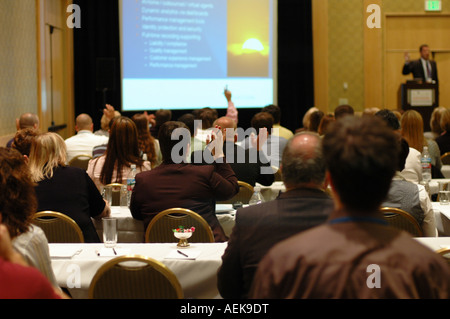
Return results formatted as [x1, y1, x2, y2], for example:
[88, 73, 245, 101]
[119, 0, 277, 111]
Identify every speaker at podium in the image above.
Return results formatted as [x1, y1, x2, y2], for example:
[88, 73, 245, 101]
[399, 80, 439, 132]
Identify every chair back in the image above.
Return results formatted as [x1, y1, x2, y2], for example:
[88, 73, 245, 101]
[104, 183, 126, 206]
[217, 181, 254, 205]
[441, 152, 450, 165]
[435, 247, 450, 267]
[381, 207, 423, 237]
[68, 154, 92, 170]
[145, 208, 214, 243]
[32, 211, 84, 243]
[88, 255, 184, 299]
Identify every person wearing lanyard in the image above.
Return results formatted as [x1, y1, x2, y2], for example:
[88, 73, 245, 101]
[250, 115, 450, 299]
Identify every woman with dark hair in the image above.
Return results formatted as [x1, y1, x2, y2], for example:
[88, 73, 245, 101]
[87, 116, 151, 190]
[28, 132, 110, 243]
[0, 146, 60, 288]
[131, 113, 161, 168]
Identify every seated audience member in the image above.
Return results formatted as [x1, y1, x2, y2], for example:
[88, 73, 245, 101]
[401, 110, 442, 181]
[318, 113, 335, 136]
[149, 109, 172, 137]
[132, 113, 161, 168]
[6, 112, 40, 148]
[298, 107, 319, 133]
[29, 132, 110, 243]
[334, 104, 354, 120]
[425, 106, 446, 141]
[130, 121, 239, 242]
[11, 127, 40, 159]
[261, 104, 294, 140]
[65, 113, 109, 163]
[218, 132, 334, 299]
[436, 108, 450, 155]
[0, 147, 59, 288]
[87, 116, 151, 190]
[375, 109, 401, 133]
[375, 109, 426, 182]
[243, 112, 288, 170]
[192, 116, 275, 187]
[306, 110, 324, 133]
[194, 108, 218, 143]
[0, 224, 67, 299]
[383, 138, 437, 237]
[94, 104, 120, 137]
[250, 116, 450, 299]
[178, 113, 206, 154]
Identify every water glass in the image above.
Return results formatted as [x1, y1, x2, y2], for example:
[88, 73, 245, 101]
[102, 186, 112, 206]
[439, 191, 450, 205]
[102, 217, 117, 247]
[120, 185, 128, 207]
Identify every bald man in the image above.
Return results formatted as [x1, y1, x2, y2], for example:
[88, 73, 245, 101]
[217, 132, 334, 299]
[191, 116, 274, 186]
[64, 114, 109, 163]
[6, 113, 40, 148]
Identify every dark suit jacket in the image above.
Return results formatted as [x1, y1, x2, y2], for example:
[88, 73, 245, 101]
[130, 162, 239, 242]
[191, 141, 275, 186]
[402, 59, 438, 83]
[217, 187, 334, 299]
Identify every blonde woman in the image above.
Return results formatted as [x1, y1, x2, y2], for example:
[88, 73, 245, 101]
[436, 108, 450, 155]
[401, 110, 442, 181]
[28, 132, 110, 243]
[425, 106, 447, 141]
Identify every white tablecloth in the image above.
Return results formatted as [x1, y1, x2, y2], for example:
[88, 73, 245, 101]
[93, 206, 237, 243]
[431, 202, 450, 236]
[50, 242, 227, 299]
[414, 237, 450, 251]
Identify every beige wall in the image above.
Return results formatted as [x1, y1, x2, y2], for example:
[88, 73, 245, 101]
[314, 0, 450, 113]
[0, 0, 38, 141]
[0, 0, 74, 146]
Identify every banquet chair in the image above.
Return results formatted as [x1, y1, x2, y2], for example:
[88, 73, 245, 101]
[217, 181, 254, 205]
[68, 154, 92, 170]
[435, 247, 450, 267]
[441, 152, 450, 165]
[145, 208, 214, 243]
[381, 207, 424, 237]
[88, 255, 184, 299]
[32, 211, 84, 243]
[105, 183, 126, 206]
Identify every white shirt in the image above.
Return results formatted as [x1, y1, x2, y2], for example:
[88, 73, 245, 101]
[65, 130, 109, 163]
[401, 147, 423, 184]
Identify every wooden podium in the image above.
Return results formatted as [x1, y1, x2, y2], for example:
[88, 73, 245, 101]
[400, 82, 439, 132]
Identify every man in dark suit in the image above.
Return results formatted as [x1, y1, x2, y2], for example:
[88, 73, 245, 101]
[130, 121, 239, 242]
[191, 116, 275, 187]
[402, 44, 438, 84]
[217, 132, 333, 299]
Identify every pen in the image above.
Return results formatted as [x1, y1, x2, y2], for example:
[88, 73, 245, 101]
[113, 248, 117, 255]
[177, 250, 188, 257]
